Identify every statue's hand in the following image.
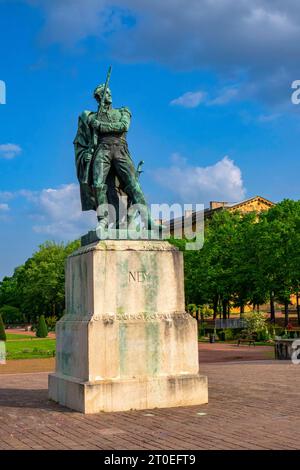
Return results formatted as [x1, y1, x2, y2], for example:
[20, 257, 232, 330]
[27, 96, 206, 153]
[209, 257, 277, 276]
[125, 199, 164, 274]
[89, 115, 101, 131]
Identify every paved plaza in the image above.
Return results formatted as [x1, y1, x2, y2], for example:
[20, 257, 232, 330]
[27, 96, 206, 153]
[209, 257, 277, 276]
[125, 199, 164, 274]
[0, 356, 299, 450]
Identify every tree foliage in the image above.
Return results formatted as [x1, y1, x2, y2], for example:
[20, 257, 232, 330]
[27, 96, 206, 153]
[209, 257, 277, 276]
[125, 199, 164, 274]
[36, 315, 48, 338]
[0, 305, 23, 325]
[0, 240, 80, 323]
[0, 314, 6, 341]
[244, 311, 267, 335]
[1, 199, 299, 327]
[170, 199, 300, 325]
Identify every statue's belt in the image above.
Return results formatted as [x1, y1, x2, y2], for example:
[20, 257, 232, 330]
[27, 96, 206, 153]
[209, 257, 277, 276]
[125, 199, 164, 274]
[97, 135, 127, 146]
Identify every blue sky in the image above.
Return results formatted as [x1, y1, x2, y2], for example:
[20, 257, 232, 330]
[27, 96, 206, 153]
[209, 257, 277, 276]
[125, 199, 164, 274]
[1, 0, 300, 279]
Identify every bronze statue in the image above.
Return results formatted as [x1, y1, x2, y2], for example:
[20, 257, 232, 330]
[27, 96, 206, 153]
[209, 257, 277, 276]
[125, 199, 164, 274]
[74, 67, 160, 235]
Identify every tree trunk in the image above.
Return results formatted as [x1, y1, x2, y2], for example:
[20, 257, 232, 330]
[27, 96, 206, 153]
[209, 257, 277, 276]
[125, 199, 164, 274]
[213, 296, 218, 320]
[200, 307, 204, 322]
[240, 304, 244, 319]
[227, 303, 230, 319]
[270, 292, 275, 324]
[222, 300, 227, 320]
[297, 292, 300, 327]
[284, 300, 289, 327]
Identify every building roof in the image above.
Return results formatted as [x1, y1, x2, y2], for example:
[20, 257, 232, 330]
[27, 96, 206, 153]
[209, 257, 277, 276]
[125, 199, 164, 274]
[165, 195, 275, 232]
[226, 195, 275, 210]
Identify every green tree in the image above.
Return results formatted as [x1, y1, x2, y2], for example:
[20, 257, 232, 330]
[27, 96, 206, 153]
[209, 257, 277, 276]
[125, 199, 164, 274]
[0, 314, 6, 341]
[170, 202, 300, 324]
[289, 202, 300, 325]
[171, 210, 249, 318]
[36, 315, 48, 338]
[202, 210, 243, 319]
[0, 275, 19, 308]
[258, 200, 300, 325]
[0, 305, 24, 325]
[0, 240, 80, 323]
[244, 310, 270, 341]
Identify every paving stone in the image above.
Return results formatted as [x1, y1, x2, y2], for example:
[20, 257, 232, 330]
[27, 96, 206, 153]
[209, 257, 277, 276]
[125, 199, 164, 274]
[0, 360, 299, 449]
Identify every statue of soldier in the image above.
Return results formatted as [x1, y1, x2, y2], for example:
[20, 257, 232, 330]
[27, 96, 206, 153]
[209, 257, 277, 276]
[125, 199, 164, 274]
[74, 80, 159, 234]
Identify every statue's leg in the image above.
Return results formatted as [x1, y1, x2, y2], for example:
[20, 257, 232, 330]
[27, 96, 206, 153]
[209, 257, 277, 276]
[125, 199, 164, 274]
[93, 146, 112, 229]
[113, 145, 159, 230]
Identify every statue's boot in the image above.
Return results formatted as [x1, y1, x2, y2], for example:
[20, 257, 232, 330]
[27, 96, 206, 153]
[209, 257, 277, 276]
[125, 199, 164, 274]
[95, 184, 109, 237]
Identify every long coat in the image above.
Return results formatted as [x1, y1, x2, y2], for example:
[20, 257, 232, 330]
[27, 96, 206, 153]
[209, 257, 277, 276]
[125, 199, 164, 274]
[73, 110, 128, 216]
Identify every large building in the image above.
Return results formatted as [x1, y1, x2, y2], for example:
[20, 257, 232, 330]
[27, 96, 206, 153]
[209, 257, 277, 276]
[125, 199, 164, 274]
[166, 195, 275, 237]
[204, 195, 275, 217]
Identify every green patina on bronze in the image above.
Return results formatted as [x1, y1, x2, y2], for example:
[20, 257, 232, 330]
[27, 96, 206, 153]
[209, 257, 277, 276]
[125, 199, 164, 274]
[74, 66, 163, 234]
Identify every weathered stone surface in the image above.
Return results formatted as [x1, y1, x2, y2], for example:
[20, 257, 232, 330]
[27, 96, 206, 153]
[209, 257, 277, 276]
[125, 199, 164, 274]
[49, 374, 208, 414]
[274, 338, 299, 360]
[49, 240, 208, 413]
[66, 240, 185, 320]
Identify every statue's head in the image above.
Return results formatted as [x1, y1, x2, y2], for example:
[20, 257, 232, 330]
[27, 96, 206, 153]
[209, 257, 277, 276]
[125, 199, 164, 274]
[94, 84, 112, 106]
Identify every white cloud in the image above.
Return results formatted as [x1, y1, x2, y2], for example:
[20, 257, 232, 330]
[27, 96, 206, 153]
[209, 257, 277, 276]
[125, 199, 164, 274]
[23, 184, 95, 239]
[0, 183, 96, 238]
[169, 152, 187, 165]
[257, 113, 281, 123]
[208, 87, 239, 106]
[0, 144, 22, 160]
[0, 203, 10, 221]
[170, 91, 206, 108]
[24, 0, 300, 107]
[0, 203, 9, 212]
[26, 0, 110, 47]
[153, 155, 246, 205]
[0, 191, 14, 201]
[170, 86, 241, 109]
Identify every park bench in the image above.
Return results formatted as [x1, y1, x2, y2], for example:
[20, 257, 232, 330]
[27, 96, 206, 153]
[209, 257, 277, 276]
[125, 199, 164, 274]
[287, 327, 300, 332]
[237, 336, 256, 346]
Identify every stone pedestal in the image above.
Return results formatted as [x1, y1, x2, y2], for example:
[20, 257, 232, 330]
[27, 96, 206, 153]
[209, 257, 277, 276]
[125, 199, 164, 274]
[48, 240, 208, 413]
[274, 338, 299, 360]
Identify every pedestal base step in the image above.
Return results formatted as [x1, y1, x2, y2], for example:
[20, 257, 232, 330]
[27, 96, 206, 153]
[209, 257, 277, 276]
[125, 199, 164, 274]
[81, 228, 165, 246]
[48, 372, 208, 414]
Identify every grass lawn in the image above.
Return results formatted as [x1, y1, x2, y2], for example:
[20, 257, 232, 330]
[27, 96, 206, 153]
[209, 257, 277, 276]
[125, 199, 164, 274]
[5, 338, 56, 360]
[6, 333, 34, 340]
